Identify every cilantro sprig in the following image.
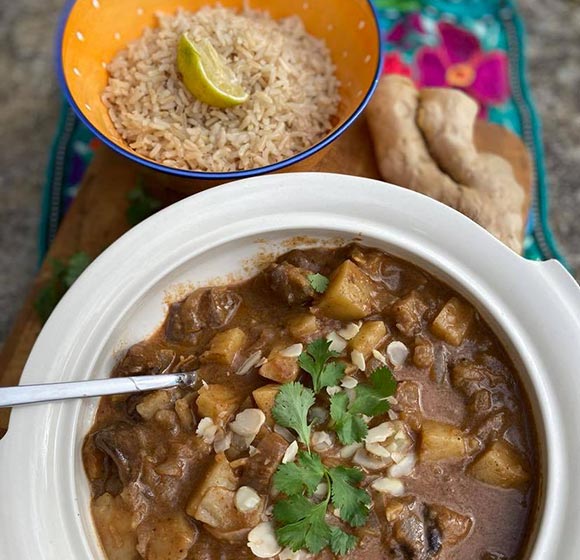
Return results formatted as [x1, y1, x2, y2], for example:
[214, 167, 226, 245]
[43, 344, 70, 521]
[328, 466, 371, 527]
[298, 339, 345, 393]
[273, 457, 370, 554]
[330, 392, 369, 445]
[272, 382, 315, 447]
[270, 340, 398, 555]
[273, 451, 325, 496]
[307, 273, 329, 294]
[349, 366, 397, 416]
[126, 183, 162, 226]
[34, 252, 92, 323]
[330, 366, 397, 445]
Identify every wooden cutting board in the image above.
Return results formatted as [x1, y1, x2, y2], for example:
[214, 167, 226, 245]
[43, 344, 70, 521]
[0, 113, 531, 435]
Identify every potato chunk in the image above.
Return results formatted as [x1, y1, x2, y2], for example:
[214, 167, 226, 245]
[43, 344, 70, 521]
[136, 390, 172, 421]
[259, 351, 299, 383]
[194, 486, 262, 535]
[348, 321, 387, 358]
[288, 313, 318, 341]
[201, 328, 246, 366]
[186, 454, 238, 516]
[467, 440, 530, 489]
[317, 260, 374, 321]
[93, 493, 137, 560]
[420, 420, 468, 462]
[431, 297, 474, 346]
[196, 384, 240, 423]
[136, 514, 196, 560]
[252, 384, 281, 426]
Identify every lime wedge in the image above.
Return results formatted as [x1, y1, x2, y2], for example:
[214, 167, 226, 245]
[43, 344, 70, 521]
[177, 34, 248, 108]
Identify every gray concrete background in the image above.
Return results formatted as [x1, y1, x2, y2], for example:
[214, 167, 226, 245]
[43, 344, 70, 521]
[0, 0, 579, 345]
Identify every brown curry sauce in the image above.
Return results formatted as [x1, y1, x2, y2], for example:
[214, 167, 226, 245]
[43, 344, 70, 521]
[83, 244, 539, 560]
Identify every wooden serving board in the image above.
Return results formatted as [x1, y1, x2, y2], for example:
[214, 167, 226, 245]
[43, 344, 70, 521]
[0, 113, 531, 436]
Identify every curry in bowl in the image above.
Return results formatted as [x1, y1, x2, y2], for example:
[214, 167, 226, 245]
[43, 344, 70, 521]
[83, 244, 538, 559]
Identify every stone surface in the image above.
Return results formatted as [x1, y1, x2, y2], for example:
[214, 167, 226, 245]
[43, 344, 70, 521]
[0, 0, 578, 345]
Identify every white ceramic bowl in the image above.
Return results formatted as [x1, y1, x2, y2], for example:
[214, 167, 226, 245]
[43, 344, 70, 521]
[1, 173, 579, 559]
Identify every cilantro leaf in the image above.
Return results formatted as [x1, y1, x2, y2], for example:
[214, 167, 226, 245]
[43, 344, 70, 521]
[33, 279, 62, 324]
[126, 184, 162, 226]
[349, 366, 397, 416]
[299, 338, 345, 393]
[328, 466, 371, 527]
[274, 495, 330, 553]
[273, 451, 325, 497]
[63, 252, 91, 287]
[307, 273, 329, 294]
[330, 392, 368, 445]
[329, 526, 358, 555]
[34, 252, 92, 323]
[272, 382, 315, 446]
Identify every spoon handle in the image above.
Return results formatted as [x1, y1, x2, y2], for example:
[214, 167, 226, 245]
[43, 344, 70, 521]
[0, 372, 197, 408]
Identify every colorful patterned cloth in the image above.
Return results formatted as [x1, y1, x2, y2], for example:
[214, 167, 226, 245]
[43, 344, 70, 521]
[42, 0, 567, 267]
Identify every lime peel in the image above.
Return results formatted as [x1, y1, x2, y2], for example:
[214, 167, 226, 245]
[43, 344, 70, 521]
[177, 34, 248, 108]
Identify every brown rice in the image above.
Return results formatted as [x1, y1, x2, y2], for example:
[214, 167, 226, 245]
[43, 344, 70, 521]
[102, 6, 340, 172]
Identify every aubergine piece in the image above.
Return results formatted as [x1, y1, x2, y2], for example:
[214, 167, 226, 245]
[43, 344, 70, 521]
[239, 431, 288, 493]
[267, 261, 316, 305]
[166, 287, 242, 343]
[93, 422, 157, 485]
[116, 342, 175, 377]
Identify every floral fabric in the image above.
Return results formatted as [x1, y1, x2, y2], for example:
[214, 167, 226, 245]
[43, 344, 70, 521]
[374, 0, 566, 265]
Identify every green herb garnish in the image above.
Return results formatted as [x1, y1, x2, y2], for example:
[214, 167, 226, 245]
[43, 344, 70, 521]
[349, 366, 397, 416]
[329, 366, 397, 444]
[34, 252, 92, 323]
[273, 451, 325, 497]
[271, 345, 397, 555]
[329, 391, 369, 445]
[298, 338, 345, 393]
[126, 183, 162, 226]
[327, 466, 371, 527]
[307, 273, 329, 294]
[272, 382, 315, 447]
[273, 455, 369, 554]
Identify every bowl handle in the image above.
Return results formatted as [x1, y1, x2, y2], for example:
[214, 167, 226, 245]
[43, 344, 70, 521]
[535, 260, 580, 318]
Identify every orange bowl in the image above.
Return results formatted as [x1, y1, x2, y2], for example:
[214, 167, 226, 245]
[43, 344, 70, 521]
[57, 0, 381, 180]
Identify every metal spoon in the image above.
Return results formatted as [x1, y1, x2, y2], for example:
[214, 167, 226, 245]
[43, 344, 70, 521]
[0, 372, 198, 408]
